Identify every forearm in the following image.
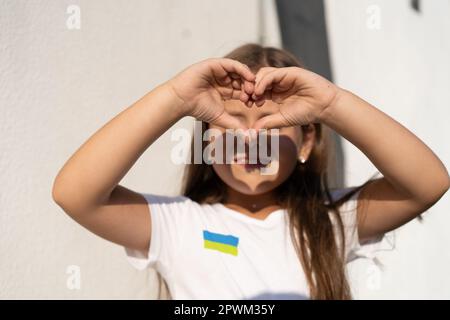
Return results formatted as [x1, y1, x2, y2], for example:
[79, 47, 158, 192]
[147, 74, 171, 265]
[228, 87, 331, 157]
[52, 82, 185, 213]
[319, 89, 450, 204]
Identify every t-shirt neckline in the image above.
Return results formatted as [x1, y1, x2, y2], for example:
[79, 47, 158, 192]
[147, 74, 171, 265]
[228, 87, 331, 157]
[213, 203, 286, 227]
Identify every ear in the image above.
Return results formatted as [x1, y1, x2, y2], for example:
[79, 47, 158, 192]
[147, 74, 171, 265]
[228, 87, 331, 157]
[298, 124, 316, 163]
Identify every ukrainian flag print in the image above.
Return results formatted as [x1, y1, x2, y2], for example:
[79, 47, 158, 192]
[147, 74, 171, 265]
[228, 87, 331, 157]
[203, 230, 239, 256]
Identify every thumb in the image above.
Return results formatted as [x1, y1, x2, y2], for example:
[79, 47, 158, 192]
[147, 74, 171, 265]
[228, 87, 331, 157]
[252, 112, 289, 131]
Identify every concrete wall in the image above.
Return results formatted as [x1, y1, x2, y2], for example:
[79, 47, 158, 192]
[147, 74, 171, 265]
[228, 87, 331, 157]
[1, 0, 448, 299]
[325, 0, 450, 298]
[0, 0, 280, 299]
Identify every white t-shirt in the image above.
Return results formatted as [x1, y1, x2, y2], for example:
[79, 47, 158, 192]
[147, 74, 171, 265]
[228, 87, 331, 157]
[124, 187, 389, 300]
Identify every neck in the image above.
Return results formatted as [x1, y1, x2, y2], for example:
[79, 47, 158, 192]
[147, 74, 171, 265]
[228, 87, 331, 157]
[223, 187, 281, 216]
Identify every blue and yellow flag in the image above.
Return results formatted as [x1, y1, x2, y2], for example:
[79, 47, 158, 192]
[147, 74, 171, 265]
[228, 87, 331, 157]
[203, 230, 239, 256]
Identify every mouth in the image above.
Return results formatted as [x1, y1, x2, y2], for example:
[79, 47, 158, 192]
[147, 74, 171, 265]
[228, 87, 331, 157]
[233, 154, 270, 170]
[242, 163, 268, 171]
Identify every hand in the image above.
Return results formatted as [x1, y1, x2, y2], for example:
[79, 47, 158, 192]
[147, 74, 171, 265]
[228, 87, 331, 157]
[251, 67, 342, 130]
[167, 58, 256, 129]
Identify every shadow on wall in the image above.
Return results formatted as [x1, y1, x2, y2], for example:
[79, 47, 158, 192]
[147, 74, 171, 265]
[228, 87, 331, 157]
[276, 0, 345, 188]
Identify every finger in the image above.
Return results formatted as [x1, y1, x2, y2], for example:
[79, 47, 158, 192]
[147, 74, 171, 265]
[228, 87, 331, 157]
[253, 112, 289, 131]
[240, 91, 250, 104]
[229, 88, 243, 100]
[231, 79, 241, 90]
[230, 74, 249, 96]
[252, 71, 277, 101]
[254, 67, 276, 84]
[217, 75, 232, 86]
[212, 112, 248, 130]
[218, 85, 252, 104]
[254, 69, 289, 97]
[253, 67, 277, 99]
[210, 61, 228, 81]
[243, 79, 254, 95]
[219, 58, 256, 82]
[253, 90, 272, 107]
[217, 85, 243, 101]
[254, 70, 280, 97]
[255, 98, 266, 107]
[229, 72, 240, 80]
[239, 83, 251, 105]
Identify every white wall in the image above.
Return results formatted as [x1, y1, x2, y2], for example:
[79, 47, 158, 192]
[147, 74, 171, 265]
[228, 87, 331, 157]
[1, 0, 448, 299]
[0, 0, 280, 299]
[325, 0, 450, 299]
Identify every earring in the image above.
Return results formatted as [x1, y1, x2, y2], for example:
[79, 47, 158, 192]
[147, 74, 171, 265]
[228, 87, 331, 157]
[299, 156, 306, 164]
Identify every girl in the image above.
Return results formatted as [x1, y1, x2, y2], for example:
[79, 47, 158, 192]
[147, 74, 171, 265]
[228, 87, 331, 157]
[52, 44, 449, 300]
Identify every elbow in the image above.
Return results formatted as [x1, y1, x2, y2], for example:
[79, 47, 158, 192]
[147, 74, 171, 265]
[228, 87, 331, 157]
[52, 181, 82, 218]
[52, 174, 77, 215]
[52, 175, 68, 208]
[420, 171, 450, 208]
[436, 170, 450, 200]
[52, 174, 103, 217]
[441, 171, 450, 198]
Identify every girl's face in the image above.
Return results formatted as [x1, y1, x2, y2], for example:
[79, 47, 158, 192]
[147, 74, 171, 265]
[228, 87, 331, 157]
[209, 100, 315, 196]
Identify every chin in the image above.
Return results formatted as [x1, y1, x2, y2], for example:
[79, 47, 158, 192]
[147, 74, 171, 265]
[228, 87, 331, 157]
[223, 174, 282, 196]
[216, 166, 283, 195]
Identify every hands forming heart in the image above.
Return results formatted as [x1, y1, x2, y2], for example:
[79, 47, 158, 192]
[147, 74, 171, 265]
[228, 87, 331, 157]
[168, 58, 341, 130]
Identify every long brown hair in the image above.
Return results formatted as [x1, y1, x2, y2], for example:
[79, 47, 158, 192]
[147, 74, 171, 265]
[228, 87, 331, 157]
[181, 43, 373, 299]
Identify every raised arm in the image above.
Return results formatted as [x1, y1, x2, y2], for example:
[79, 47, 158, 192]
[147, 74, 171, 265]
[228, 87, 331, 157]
[52, 58, 255, 252]
[318, 89, 450, 241]
[251, 66, 450, 242]
[52, 83, 186, 252]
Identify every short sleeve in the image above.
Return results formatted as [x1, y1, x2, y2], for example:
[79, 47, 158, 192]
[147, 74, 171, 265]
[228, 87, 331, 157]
[123, 193, 193, 272]
[330, 187, 396, 264]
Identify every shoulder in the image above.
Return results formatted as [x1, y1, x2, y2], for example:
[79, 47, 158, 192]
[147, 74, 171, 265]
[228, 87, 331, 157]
[140, 193, 192, 206]
[139, 192, 207, 217]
